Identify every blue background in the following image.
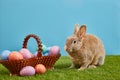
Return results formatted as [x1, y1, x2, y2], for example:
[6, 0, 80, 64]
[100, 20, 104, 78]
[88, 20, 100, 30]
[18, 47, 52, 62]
[0, 0, 120, 56]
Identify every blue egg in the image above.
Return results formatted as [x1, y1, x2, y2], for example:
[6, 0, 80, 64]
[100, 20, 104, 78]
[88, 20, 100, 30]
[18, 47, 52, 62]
[46, 47, 51, 53]
[34, 52, 38, 57]
[0, 50, 11, 60]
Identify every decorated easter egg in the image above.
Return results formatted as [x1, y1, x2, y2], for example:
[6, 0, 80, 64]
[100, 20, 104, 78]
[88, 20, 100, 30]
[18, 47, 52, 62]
[42, 47, 51, 56]
[19, 48, 34, 59]
[48, 46, 60, 56]
[0, 50, 11, 60]
[20, 66, 35, 76]
[42, 44, 48, 55]
[36, 44, 50, 55]
[8, 51, 23, 61]
[35, 64, 46, 74]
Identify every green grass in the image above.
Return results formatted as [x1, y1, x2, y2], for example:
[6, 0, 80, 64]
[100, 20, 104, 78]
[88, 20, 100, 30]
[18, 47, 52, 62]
[0, 55, 120, 80]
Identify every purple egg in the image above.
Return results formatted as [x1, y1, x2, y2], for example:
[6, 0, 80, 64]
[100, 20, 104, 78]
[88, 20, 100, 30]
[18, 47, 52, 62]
[20, 66, 35, 76]
[48, 46, 60, 56]
[19, 48, 34, 59]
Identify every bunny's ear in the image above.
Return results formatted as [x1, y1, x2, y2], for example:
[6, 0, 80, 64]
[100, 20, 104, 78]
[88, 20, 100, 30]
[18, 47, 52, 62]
[74, 24, 79, 35]
[77, 24, 86, 38]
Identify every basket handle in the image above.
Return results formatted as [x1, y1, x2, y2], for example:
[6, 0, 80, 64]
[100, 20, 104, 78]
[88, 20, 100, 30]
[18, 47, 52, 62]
[22, 34, 42, 57]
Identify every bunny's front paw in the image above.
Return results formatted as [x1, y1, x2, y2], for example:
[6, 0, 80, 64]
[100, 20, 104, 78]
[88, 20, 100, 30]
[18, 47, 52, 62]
[88, 65, 96, 69]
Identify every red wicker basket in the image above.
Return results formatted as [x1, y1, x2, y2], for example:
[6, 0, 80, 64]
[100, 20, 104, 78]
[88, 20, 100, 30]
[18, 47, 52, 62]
[0, 34, 61, 76]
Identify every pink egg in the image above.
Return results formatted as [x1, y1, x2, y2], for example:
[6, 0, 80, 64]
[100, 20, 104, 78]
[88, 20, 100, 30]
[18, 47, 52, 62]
[35, 64, 46, 74]
[19, 48, 34, 59]
[20, 66, 35, 76]
[8, 51, 23, 61]
[48, 46, 60, 56]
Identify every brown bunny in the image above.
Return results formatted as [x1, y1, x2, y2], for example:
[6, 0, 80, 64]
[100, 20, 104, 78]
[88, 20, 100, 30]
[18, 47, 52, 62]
[64, 24, 105, 70]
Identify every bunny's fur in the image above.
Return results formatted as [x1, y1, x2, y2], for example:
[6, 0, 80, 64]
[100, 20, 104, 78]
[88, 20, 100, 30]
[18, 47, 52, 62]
[64, 24, 105, 70]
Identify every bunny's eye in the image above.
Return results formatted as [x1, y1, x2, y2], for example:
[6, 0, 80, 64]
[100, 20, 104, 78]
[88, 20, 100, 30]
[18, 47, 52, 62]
[73, 40, 77, 44]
